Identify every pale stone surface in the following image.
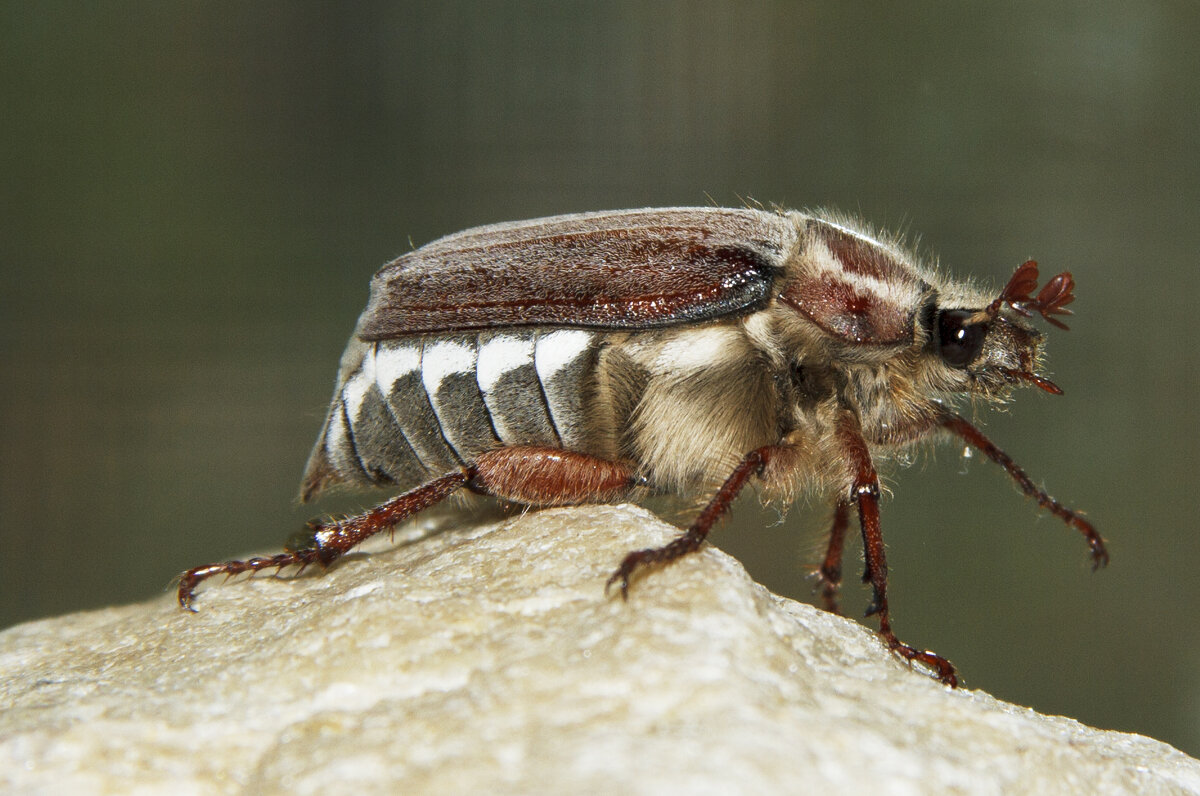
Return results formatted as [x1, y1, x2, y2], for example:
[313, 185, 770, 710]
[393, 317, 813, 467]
[1, 504, 1197, 794]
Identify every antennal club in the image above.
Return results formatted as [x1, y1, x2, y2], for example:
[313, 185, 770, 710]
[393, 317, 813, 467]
[987, 260, 1076, 330]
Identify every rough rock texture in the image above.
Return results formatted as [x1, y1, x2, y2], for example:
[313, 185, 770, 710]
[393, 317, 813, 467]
[2, 504, 1197, 794]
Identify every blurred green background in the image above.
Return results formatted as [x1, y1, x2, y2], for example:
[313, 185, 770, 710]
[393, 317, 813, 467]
[3, 0, 1196, 757]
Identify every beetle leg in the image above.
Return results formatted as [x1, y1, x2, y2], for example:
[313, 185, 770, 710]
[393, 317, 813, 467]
[466, 446, 638, 506]
[812, 498, 851, 614]
[178, 472, 469, 611]
[606, 445, 782, 598]
[179, 446, 640, 611]
[937, 411, 1109, 570]
[836, 411, 959, 687]
[865, 405, 1107, 570]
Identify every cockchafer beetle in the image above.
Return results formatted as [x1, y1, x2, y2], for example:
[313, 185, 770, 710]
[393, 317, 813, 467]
[179, 207, 1106, 686]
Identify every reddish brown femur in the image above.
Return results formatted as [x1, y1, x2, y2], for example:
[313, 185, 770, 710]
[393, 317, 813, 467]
[987, 260, 1076, 330]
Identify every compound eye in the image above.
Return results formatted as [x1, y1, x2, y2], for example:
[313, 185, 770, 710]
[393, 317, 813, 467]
[937, 309, 986, 368]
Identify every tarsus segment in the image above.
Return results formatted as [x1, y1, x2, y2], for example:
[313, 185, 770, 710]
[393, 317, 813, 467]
[606, 446, 779, 598]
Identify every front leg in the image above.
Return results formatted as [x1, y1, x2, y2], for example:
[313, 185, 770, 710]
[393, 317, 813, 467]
[836, 411, 959, 687]
[871, 404, 1108, 569]
[937, 411, 1108, 569]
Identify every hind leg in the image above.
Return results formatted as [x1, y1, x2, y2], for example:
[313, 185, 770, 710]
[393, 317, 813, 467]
[178, 446, 639, 610]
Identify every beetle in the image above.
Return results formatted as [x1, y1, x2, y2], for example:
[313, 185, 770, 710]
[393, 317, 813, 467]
[178, 206, 1107, 686]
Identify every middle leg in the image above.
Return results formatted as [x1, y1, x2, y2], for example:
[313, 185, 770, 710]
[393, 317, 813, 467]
[606, 445, 784, 598]
[814, 498, 851, 615]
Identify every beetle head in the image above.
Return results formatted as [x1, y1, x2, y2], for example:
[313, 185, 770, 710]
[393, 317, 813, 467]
[778, 217, 1075, 399]
[928, 260, 1075, 397]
